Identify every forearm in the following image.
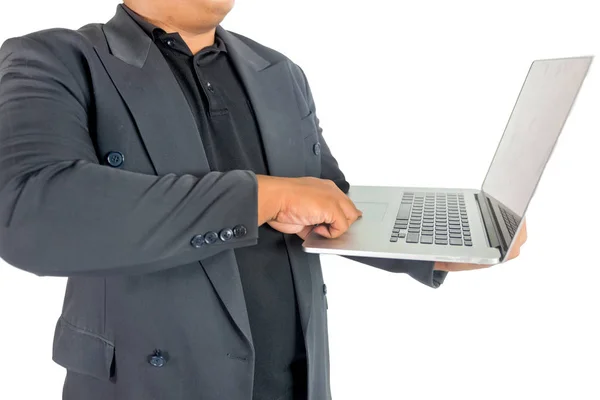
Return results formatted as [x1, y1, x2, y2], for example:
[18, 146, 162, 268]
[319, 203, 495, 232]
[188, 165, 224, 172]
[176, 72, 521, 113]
[0, 163, 258, 276]
[344, 256, 448, 288]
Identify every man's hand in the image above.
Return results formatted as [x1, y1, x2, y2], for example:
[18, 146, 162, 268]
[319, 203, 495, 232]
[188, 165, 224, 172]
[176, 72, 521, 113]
[257, 175, 362, 239]
[434, 220, 528, 272]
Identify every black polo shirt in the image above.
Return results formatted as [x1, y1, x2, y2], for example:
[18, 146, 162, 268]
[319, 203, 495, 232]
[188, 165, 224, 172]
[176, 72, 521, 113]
[123, 6, 307, 400]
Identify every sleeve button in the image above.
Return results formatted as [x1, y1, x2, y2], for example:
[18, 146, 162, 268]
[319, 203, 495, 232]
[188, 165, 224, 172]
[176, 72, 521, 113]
[190, 234, 205, 248]
[233, 225, 247, 238]
[219, 228, 234, 241]
[204, 231, 219, 244]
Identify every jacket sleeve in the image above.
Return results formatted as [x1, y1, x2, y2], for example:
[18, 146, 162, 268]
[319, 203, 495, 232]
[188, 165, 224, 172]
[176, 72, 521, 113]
[0, 36, 259, 277]
[294, 64, 447, 288]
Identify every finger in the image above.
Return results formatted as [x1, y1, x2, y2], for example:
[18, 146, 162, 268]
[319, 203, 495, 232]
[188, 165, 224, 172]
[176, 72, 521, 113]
[321, 206, 350, 238]
[507, 247, 520, 260]
[267, 221, 305, 235]
[520, 225, 528, 244]
[313, 224, 332, 238]
[519, 220, 528, 242]
[298, 226, 314, 240]
[339, 201, 362, 226]
[438, 262, 493, 272]
[349, 197, 363, 218]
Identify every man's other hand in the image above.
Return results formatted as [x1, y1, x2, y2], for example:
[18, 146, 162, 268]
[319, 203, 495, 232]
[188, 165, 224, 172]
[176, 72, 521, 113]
[434, 220, 528, 272]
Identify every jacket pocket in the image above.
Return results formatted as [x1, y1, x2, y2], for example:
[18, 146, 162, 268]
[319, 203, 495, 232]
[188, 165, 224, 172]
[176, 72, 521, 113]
[52, 316, 115, 381]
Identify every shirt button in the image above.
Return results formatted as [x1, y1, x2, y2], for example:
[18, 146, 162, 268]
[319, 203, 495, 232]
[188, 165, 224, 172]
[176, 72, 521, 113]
[190, 234, 205, 248]
[206, 82, 215, 93]
[323, 284, 327, 294]
[219, 228, 234, 242]
[165, 38, 176, 48]
[313, 143, 321, 156]
[233, 225, 247, 238]
[105, 151, 124, 168]
[204, 231, 219, 245]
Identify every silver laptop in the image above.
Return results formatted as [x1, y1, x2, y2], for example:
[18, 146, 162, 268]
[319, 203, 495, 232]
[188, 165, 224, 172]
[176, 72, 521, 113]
[303, 56, 593, 265]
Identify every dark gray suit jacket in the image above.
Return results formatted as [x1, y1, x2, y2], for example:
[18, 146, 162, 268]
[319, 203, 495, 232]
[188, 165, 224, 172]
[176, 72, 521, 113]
[0, 5, 446, 399]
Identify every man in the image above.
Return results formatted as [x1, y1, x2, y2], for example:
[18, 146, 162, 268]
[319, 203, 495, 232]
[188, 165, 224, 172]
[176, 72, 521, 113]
[0, 1, 526, 399]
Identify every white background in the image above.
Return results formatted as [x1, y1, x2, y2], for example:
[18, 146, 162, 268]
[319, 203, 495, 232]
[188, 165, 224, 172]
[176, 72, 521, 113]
[1, 0, 599, 399]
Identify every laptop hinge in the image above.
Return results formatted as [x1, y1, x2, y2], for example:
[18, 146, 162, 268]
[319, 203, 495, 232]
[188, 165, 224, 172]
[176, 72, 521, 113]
[474, 191, 506, 259]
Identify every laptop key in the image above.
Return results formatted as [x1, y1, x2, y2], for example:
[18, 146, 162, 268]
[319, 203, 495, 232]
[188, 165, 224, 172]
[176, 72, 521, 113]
[406, 233, 420, 243]
[435, 239, 448, 245]
[464, 240, 473, 246]
[450, 238, 463, 246]
[396, 203, 412, 220]
[390, 237, 398, 242]
[420, 235, 433, 244]
[399, 233, 406, 238]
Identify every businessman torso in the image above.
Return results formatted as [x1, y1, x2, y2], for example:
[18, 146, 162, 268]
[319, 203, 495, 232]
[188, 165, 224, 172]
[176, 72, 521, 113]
[0, 5, 333, 400]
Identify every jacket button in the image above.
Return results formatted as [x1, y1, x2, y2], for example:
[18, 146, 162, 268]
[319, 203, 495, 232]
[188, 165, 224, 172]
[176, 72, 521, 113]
[313, 143, 321, 156]
[148, 350, 168, 367]
[190, 234, 205, 248]
[233, 225, 247, 238]
[106, 151, 124, 167]
[204, 231, 219, 244]
[219, 228, 233, 242]
[206, 81, 215, 93]
[323, 284, 327, 294]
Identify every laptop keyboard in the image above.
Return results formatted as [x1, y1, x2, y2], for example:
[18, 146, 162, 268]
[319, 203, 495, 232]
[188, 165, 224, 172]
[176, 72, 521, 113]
[390, 192, 472, 246]
[498, 205, 519, 239]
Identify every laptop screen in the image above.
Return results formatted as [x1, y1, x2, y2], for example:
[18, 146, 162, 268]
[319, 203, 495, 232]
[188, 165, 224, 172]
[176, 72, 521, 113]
[481, 57, 592, 247]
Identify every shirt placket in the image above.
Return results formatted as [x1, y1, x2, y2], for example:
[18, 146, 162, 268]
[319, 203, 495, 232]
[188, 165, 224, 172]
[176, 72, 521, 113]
[194, 57, 229, 117]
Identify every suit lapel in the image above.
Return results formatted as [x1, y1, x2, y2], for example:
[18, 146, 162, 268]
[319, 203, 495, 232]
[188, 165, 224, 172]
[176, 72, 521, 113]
[218, 27, 306, 179]
[96, 6, 255, 345]
[98, 6, 209, 177]
[219, 28, 314, 333]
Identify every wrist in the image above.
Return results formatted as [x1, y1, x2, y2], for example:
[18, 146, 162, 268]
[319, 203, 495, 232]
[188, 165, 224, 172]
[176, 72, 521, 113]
[257, 175, 283, 225]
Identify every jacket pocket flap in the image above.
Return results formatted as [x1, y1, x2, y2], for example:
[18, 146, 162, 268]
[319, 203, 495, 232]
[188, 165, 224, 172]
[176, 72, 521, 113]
[52, 317, 115, 380]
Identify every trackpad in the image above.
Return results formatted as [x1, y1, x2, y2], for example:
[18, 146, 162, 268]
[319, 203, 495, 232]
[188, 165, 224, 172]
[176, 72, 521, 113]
[354, 202, 388, 222]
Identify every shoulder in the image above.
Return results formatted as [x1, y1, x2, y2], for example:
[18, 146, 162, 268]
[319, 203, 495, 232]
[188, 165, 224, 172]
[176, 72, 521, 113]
[0, 24, 106, 74]
[0, 26, 103, 103]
